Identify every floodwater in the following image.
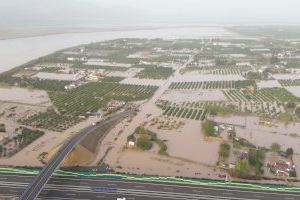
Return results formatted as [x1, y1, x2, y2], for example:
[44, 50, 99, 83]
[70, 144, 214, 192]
[0, 27, 234, 73]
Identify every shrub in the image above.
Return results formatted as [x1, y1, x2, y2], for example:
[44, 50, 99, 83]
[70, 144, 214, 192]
[270, 143, 281, 152]
[136, 136, 153, 150]
[219, 143, 230, 159]
[202, 120, 216, 137]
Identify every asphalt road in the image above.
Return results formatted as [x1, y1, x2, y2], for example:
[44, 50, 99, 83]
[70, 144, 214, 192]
[0, 173, 299, 200]
[18, 110, 132, 200]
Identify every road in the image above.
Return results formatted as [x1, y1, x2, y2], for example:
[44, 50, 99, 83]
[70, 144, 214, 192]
[18, 110, 132, 200]
[0, 173, 299, 200]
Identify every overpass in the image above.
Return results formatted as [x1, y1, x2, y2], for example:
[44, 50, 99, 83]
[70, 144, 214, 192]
[18, 110, 132, 200]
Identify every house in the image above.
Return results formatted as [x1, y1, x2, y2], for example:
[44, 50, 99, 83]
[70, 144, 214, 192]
[273, 160, 294, 177]
[106, 100, 126, 111]
[128, 141, 135, 147]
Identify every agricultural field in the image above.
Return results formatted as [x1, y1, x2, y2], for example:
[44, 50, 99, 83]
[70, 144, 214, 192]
[169, 80, 256, 90]
[182, 65, 251, 76]
[20, 82, 158, 131]
[279, 79, 300, 86]
[222, 88, 299, 115]
[223, 88, 298, 103]
[135, 66, 175, 79]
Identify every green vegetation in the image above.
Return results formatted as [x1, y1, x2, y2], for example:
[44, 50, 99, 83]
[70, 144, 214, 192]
[202, 120, 217, 137]
[16, 127, 45, 149]
[233, 137, 255, 149]
[278, 112, 293, 124]
[21, 83, 157, 131]
[135, 66, 174, 79]
[136, 136, 153, 150]
[270, 143, 281, 152]
[39, 67, 62, 73]
[234, 159, 251, 179]
[162, 105, 207, 121]
[219, 143, 231, 159]
[0, 76, 70, 91]
[286, 147, 294, 156]
[285, 59, 300, 68]
[0, 124, 6, 132]
[0, 127, 44, 157]
[232, 148, 265, 179]
[169, 80, 256, 90]
[279, 79, 300, 86]
[100, 76, 124, 83]
[224, 88, 298, 103]
[133, 127, 168, 155]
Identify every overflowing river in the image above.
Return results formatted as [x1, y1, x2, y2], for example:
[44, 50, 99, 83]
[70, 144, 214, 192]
[0, 26, 234, 73]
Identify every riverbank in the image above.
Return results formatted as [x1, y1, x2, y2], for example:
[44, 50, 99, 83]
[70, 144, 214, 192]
[0, 26, 235, 73]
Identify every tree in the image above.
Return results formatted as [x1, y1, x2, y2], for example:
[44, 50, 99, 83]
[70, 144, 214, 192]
[286, 101, 296, 109]
[136, 137, 152, 150]
[270, 143, 281, 152]
[202, 120, 216, 137]
[286, 147, 294, 156]
[235, 159, 251, 178]
[219, 143, 231, 159]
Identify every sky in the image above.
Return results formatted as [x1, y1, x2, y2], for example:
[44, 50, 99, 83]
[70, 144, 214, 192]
[1, 0, 300, 28]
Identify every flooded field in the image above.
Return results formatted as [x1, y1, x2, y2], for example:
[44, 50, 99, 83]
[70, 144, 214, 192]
[257, 80, 281, 89]
[171, 74, 245, 82]
[120, 77, 166, 86]
[285, 86, 300, 97]
[160, 89, 227, 103]
[0, 87, 50, 105]
[33, 72, 84, 81]
[0, 26, 234, 73]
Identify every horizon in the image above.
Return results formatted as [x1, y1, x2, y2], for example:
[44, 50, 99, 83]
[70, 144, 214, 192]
[2, 0, 300, 29]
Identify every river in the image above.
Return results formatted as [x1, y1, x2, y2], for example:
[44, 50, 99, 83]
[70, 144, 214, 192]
[0, 26, 234, 73]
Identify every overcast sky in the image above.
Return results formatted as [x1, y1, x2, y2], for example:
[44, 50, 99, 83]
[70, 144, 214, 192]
[1, 0, 300, 28]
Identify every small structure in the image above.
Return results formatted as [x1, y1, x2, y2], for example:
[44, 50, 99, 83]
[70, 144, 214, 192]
[128, 141, 135, 147]
[106, 100, 125, 112]
[273, 160, 294, 177]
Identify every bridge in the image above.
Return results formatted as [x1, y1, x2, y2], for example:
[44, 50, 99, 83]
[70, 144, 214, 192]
[18, 110, 132, 200]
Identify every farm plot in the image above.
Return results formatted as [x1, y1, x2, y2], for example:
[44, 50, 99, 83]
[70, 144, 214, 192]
[183, 65, 251, 76]
[169, 80, 255, 90]
[20, 82, 158, 131]
[279, 79, 300, 87]
[223, 88, 298, 103]
[158, 101, 236, 121]
[222, 88, 298, 115]
[135, 66, 174, 80]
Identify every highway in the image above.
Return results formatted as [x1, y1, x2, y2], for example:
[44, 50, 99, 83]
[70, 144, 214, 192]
[0, 173, 299, 200]
[18, 110, 132, 200]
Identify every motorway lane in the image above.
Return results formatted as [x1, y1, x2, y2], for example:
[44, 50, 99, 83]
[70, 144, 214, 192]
[19, 110, 132, 200]
[1, 173, 299, 200]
